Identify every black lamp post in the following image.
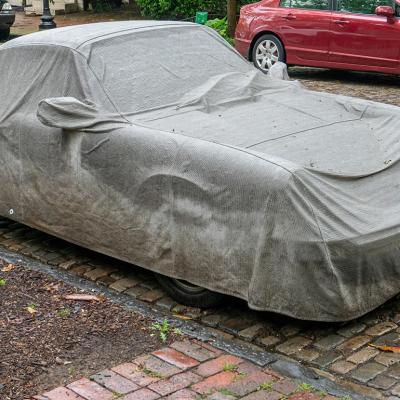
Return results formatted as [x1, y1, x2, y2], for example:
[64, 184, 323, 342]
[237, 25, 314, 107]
[39, 0, 56, 30]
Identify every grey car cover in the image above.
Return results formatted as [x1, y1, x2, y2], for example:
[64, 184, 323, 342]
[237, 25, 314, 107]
[1, 21, 400, 321]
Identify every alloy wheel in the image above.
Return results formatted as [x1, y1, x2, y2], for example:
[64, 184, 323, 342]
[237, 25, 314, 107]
[255, 40, 280, 72]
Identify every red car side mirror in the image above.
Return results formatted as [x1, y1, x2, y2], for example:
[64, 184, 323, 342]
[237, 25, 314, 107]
[375, 5, 395, 17]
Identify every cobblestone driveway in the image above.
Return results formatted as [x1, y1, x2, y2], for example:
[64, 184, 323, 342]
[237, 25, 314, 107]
[2, 69, 400, 400]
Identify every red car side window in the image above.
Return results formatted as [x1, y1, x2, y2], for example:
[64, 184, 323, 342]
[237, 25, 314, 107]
[337, 0, 394, 13]
[280, 0, 330, 9]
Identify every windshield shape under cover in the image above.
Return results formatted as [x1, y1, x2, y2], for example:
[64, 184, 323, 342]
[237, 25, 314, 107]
[87, 26, 251, 114]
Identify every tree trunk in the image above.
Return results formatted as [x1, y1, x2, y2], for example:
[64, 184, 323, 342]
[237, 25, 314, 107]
[227, 0, 237, 38]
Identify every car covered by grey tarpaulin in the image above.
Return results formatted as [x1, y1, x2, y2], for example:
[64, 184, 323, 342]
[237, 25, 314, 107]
[1, 21, 400, 321]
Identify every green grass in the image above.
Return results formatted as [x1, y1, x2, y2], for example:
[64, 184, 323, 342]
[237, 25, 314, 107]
[222, 363, 238, 372]
[219, 388, 237, 397]
[297, 382, 326, 397]
[141, 367, 163, 379]
[258, 381, 274, 391]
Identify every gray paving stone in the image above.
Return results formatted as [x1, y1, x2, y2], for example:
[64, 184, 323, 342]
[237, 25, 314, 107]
[280, 324, 301, 337]
[314, 334, 345, 350]
[294, 348, 320, 362]
[330, 360, 356, 374]
[392, 383, 400, 396]
[374, 332, 400, 346]
[350, 362, 387, 383]
[156, 296, 177, 311]
[84, 266, 118, 281]
[338, 335, 371, 353]
[124, 285, 148, 298]
[347, 347, 379, 364]
[97, 275, 116, 286]
[59, 260, 78, 270]
[256, 335, 281, 348]
[337, 322, 367, 338]
[70, 264, 94, 277]
[366, 322, 397, 337]
[201, 313, 224, 327]
[219, 316, 257, 334]
[238, 323, 265, 341]
[276, 336, 311, 355]
[139, 289, 164, 303]
[387, 364, 400, 379]
[368, 374, 397, 390]
[374, 351, 400, 367]
[312, 352, 342, 368]
[109, 277, 140, 292]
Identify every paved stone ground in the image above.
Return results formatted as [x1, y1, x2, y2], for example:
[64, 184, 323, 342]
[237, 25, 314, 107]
[2, 217, 400, 400]
[291, 67, 400, 108]
[29, 339, 338, 400]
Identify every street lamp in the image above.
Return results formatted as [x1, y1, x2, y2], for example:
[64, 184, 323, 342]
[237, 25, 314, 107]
[39, 0, 56, 30]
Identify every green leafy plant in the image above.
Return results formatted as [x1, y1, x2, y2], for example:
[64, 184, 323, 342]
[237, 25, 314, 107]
[0, 278, 6, 286]
[151, 319, 170, 342]
[57, 308, 71, 318]
[205, 17, 234, 45]
[297, 383, 313, 392]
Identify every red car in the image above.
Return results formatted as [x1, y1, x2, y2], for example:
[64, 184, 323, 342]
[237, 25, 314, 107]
[235, 0, 400, 74]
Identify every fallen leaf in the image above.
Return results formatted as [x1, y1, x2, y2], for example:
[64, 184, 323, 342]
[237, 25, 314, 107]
[65, 294, 101, 302]
[1, 264, 14, 272]
[369, 343, 400, 353]
[26, 306, 37, 314]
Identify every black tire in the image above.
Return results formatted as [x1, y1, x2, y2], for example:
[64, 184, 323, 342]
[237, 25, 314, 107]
[252, 34, 285, 74]
[0, 28, 10, 41]
[155, 273, 224, 308]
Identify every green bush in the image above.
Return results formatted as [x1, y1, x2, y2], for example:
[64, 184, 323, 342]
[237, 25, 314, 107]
[136, 0, 172, 19]
[205, 17, 234, 45]
[136, 0, 256, 20]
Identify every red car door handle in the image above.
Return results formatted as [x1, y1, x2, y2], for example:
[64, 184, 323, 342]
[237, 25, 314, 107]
[283, 13, 296, 20]
[333, 19, 349, 24]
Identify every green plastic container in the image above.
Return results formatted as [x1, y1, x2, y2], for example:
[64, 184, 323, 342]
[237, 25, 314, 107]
[195, 11, 208, 25]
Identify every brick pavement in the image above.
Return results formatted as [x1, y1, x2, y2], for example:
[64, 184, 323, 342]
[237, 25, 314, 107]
[28, 339, 338, 400]
[2, 217, 400, 399]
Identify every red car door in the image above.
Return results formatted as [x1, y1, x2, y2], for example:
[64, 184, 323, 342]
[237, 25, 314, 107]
[329, 0, 400, 71]
[277, 0, 333, 62]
